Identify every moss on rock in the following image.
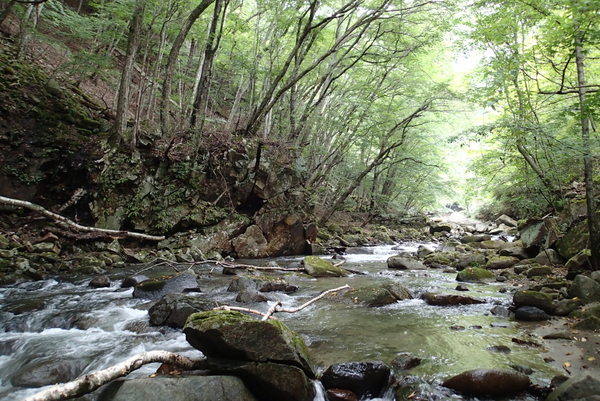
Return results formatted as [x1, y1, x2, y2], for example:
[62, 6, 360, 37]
[456, 267, 495, 283]
[303, 256, 347, 278]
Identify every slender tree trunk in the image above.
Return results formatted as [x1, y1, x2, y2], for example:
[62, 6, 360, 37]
[114, 0, 145, 146]
[574, 29, 600, 269]
[159, 0, 215, 136]
[190, 0, 226, 130]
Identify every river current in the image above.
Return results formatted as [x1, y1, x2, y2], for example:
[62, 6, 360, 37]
[0, 244, 559, 400]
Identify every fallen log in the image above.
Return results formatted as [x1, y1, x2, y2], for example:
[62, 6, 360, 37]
[0, 195, 164, 241]
[21, 351, 206, 401]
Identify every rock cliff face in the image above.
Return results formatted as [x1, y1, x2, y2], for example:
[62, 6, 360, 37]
[0, 50, 315, 259]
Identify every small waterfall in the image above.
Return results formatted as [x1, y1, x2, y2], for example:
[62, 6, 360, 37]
[312, 381, 327, 401]
[312, 381, 396, 401]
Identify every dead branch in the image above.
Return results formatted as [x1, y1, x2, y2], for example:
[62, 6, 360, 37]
[262, 301, 283, 321]
[214, 284, 351, 320]
[0, 195, 164, 241]
[212, 305, 277, 319]
[276, 284, 350, 313]
[21, 351, 206, 401]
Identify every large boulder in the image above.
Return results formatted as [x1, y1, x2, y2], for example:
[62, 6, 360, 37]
[534, 249, 562, 265]
[565, 249, 592, 272]
[456, 267, 494, 283]
[133, 269, 199, 300]
[513, 290, 555, 314]
[499, 247, 529, 259]
[496, 214, 518, 227]
[443, 369, 530, 397]
[264, 216, 309, 256]
[387, 256, 426, 270]
[183, 310, 314, 377]
[343, 286, 398, 307]
[514, 306, 550, 321]
[227, 275, 298, 294]
[321, 361, 392, 399]
[485, 256, 520, 270]
[556, 216, 595, 260]
[569, 275, 600, 304]
[546, 374, 600, 401]
[422, 293, 484, 306]
[519, 217, 560, 250]
[232, 225, 269, 258]
[303, 256, 347, 278]
[382, 283, 413, 300]
[97, 376, 257, 401]
[148, 293, 218, 328]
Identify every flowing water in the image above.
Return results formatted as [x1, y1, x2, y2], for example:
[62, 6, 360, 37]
[0, 244, 560, 401]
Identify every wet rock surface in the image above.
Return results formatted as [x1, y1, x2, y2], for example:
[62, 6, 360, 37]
[97, 375, 258, 401]
[148, 293, 218, 328]
[442, 369, 530, 397]
[320, 361, 392, 399]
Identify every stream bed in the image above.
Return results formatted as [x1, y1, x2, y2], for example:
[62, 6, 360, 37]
[0, 244, 560, 401]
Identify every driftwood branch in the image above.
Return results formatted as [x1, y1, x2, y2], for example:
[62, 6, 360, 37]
[215, 284, 351, 320]
[276, 284, 350, 313]
[21, 351, 205, 401]
[0, 195, 164, 241]
[213, 305, 277, 319]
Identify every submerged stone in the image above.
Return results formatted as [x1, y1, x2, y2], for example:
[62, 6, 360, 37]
[422, 292, 484, 306]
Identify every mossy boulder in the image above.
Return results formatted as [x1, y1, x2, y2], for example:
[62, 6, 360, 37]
[423, 252, 456, 267]
[569, 275, 600, 304]
[526, 265, 554, 278]
[485, 256, 520, 270]
[556, 215, 598, 260]
[422, 293, 484, 306]
[232, 362, 315, 401]
[303, 256, 347, 278]
[183, 310, 314, 377]
[513, 290, 555, 314]
[456, 267, 495, 283]
[565, 249, 592, 272]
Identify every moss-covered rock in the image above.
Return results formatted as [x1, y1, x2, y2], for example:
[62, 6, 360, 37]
[526, 265, 554, 278]
[485, 256, 520, 270]
[556, 216, 598, 260]
[183, 310, 314, 377]
[565, 249, 592, 271]
[303, 256, 347, 278]
[456, 267, 495, 283]
[513, 290, 555, 314]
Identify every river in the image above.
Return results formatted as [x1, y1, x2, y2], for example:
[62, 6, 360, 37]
[0, 244, 559, 400]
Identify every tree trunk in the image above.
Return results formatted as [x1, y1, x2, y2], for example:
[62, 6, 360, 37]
[190, 0, 226, 130]
[159, 0, 215, 136]
[114, 0, 145, 145]
[574, 29, 600, 269]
